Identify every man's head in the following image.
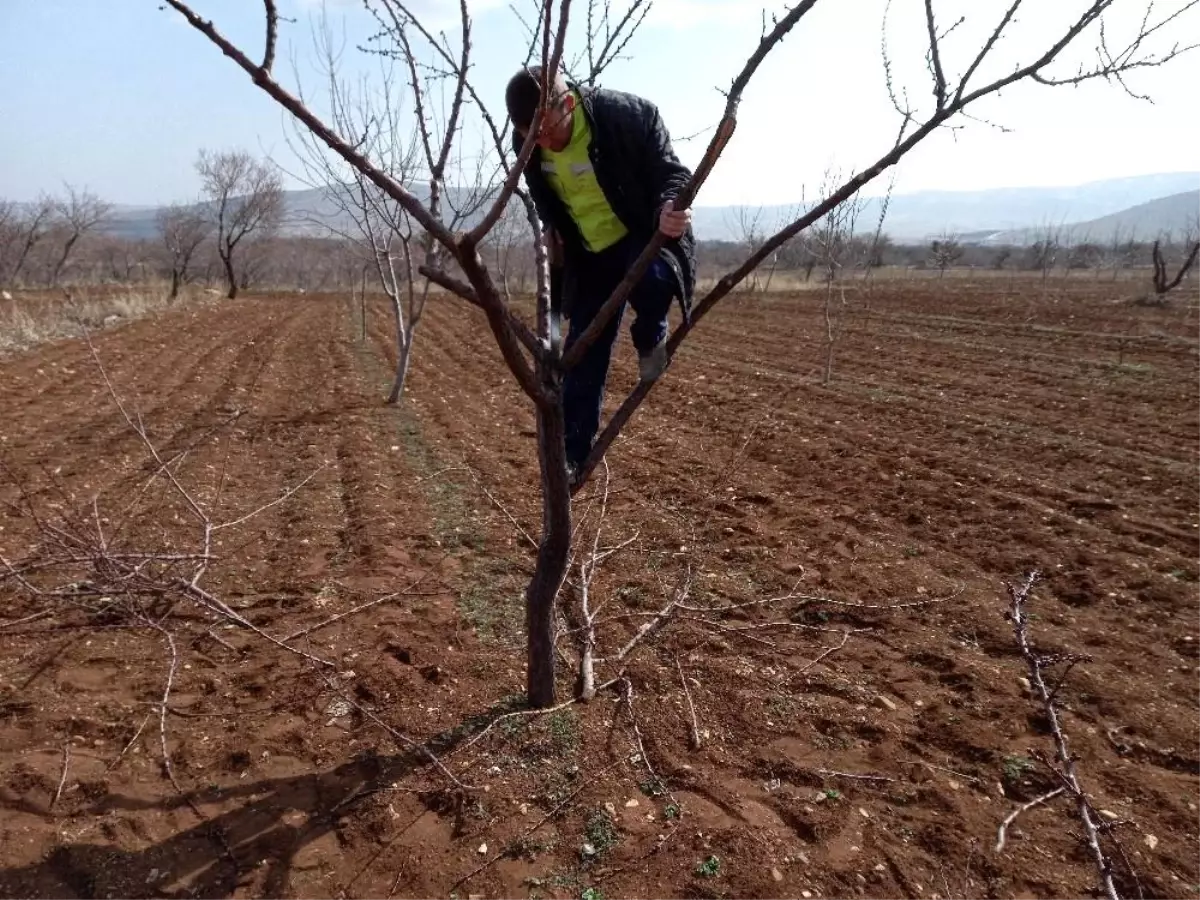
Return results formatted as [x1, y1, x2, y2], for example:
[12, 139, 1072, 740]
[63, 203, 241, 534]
[505, 67, 575, 152]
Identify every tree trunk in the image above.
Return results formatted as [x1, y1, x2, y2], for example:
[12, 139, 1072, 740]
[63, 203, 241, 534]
[526, 391, 572, 708]
[220, 249, 238, 300]
[51, 234, 80, 287]
[169, 269, 181, 302]
[387, 331, 413, 405]
[822, 279, 836, 385]
[359, 267, 368, 343]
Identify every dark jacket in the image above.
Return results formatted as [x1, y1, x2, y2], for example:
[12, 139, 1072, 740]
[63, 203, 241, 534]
[513, 84, 697, 318]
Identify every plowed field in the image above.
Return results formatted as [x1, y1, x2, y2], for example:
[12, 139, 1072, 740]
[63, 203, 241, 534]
[1, 278, 1197, 899]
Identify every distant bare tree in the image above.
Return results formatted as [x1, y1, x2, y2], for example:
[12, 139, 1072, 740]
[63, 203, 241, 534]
[489, 202, 536, 302]
[1099, 226, 1137, 281]
[776, 228, 819, 281]
[48, 185, 113, 286]
[287, 11, 467, 404]
[728, 206, 781, 292]
[1025, 220, 1064, 287]
[992, 246, 1013, 271]
[863, 232, 893, 276]
[808, 170, 867, 384]
[156, 203, 212, 301]
[0, 195, 56, 286]
[96, 235, 151, 284]
[1065, 235, 1103, 275]
[928, 232, 962, 278]
[858, 188, 893, 282]
[196, 149, 284, 299]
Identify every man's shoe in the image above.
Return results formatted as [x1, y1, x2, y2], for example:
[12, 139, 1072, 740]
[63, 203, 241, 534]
[638, 337, 669, 382]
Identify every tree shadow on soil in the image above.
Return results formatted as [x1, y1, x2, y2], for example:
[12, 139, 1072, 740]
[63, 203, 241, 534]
[0, 698, 525, 900]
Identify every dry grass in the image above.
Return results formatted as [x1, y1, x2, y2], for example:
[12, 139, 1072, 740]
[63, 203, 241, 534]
[0, 283, 201, 355]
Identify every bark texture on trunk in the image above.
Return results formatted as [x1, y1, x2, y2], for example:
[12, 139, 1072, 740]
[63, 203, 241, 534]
[525, 389, 571, 708]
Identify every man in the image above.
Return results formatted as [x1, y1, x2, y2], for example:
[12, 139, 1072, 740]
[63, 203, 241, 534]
[505, 67, 696, 486]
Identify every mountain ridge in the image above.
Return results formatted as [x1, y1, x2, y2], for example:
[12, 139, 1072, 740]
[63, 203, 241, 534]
[99, 171, 1198, 244]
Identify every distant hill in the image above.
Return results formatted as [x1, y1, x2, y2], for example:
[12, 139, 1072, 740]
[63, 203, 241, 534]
[975, 190, 1198, 245]
[100, 171, 1199, 245]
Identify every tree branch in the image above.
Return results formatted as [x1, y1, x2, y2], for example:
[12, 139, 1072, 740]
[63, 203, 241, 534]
[162, 0, 456, 253]
[465, 0, 574, 248]
[263, 0, 278, 72]
[924, 0, 947, 107]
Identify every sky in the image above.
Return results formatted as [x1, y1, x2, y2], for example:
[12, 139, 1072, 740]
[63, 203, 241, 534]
[1, 0, 1197, 209]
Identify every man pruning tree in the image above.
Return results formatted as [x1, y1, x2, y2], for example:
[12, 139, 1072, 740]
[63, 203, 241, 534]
[506, 67, 696, 487]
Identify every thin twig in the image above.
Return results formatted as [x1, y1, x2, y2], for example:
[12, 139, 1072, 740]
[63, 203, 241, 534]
[281, 570, 438, 641]
[452, 677, 623, 759]
[317, 668, 469, 790]
[423, 464, 537, 550]
[615, 570, 690, 661]
[1008, 571, 1122, 900]
[919, 761, 982, 785]
[449, 757, 625, 893]
[995, 787, 1065, 853]
[620, 676, 679, 812]
[107, 714, 152, 772]
[0, 609, 52, 629]
[154, 626, 183, 790]
[50, 743, 71, 811]
[211, 464, 327, 532]
[676, 656, 701, 750]
[816, 768, 896, 782]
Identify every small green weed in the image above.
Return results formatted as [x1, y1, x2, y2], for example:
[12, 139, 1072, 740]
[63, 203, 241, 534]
[583, 809, 619, 858]
[1002, 755, 1035, 781]
[549, 709, 580, 755]
[695, 855, 721, 878]
[639, 778, 667, 798]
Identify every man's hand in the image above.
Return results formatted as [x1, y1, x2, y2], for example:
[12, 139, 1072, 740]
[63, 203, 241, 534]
[658, 199, 692, 239]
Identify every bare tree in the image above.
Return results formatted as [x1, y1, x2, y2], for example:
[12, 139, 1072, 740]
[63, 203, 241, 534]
[0, 194, 56, 286]
[156, 202, 212, 301]
[93, 235, 150, 284]
[196, 149, 284, 299]
[727, 206, 780, 292]
[928, 232, 962, 277]
[1099, 225, 1135, 280]
[165, 0, 1197, 710]
[48, 185, 112, 286]
[808, 170, 867, 383]
[1149, 231, 1200, 299]
[287, 11, 471, 403]
[488, 201, 536, 302]
[1025, 219, 1064, 287]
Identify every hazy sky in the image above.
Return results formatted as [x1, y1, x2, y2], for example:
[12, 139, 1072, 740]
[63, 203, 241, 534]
[1, 0, 1197, 208]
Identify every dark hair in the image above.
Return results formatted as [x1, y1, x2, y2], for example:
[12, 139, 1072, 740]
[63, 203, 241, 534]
[505, 66, 567, 131]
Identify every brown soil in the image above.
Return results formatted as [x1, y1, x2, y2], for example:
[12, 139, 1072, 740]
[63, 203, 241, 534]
[0, 277, 1197, 899]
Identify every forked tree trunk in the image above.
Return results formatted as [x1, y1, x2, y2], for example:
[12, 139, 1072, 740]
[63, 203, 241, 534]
[526, 387, 572, 707]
